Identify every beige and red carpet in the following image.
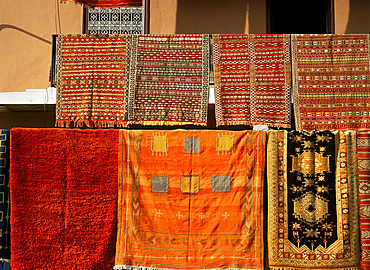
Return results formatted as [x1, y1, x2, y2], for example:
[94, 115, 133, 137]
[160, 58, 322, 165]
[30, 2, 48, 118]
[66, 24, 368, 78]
[56, 35, 131, 128]
[213, 34, 292, 128]
[292, 34, 370, 131]
[127, 34, 210, 126]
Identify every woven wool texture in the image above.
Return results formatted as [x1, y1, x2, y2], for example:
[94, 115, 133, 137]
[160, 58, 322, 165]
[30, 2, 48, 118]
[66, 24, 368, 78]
[267, 130, 360, 270]
[0, 130, 10, 260]
[213, 34, 291, 128]
[115, 130, 265, 269]
[56, 34, 131, 128]
[128, 35, 210, 126]
[292, 34, 370, 131]
[10, 128, 118, 269]
[60, 0, 142, 8]
[56, 34, 210, 127]
[357, 131, 370, 270]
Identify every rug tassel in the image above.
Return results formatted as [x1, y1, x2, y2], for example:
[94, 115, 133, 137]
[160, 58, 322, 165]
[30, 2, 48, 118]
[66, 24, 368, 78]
[114, 266, 258, 270]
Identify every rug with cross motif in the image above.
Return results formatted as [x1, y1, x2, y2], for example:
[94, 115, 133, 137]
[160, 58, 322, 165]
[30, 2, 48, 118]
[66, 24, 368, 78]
[115, 130, 266, 269]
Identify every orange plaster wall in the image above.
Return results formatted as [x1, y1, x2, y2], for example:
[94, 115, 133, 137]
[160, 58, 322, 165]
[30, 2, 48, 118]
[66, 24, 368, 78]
[149, 0, 265, 34]
[4, 0, 370, 94]
[335, 0, 370, 34]
[0, 0, 83, 92]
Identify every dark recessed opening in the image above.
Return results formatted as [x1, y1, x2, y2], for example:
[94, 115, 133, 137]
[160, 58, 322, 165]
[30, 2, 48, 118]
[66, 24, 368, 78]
[267, 0, 333, 34]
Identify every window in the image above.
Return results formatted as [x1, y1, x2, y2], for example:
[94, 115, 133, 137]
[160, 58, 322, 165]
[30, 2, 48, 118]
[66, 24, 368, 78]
[267, 0, 334, 34]
[85, 5, 145, 34]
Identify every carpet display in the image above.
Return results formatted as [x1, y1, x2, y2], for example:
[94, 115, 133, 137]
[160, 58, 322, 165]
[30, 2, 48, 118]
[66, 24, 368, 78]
[10, 128, 118, 269]
[115, 130, 266, 269]
[292, 34, 370, 131]
[128, 34, 210, 126]
[213, 34, 291, 128]
[267, 130, 360, 270]
[357, 131, 370, 270]
[56, 34, 131, 127]
[61, 0, 142, 8]
[0, 130, 10, 260]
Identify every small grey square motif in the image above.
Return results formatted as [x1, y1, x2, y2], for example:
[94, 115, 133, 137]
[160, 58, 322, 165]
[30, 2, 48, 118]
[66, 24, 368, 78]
[151, 177, 169, 193]
[184, 137, 200, 153]
[212, 175, 231, 192]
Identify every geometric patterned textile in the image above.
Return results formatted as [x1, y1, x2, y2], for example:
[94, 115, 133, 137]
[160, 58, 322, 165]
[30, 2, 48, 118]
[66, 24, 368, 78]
[115, 130, 266, 269]
[87, 6, 144, 35]
[267, 130, 360, 270]
[56, 34, 131, 127]
[292, 34, 370, 131]
[213, 34, 291, 128]
[357, 131, 370, 270]
[61, 0, 142, 8]
[0, 130, 10, 260]
[127, 35, 210, 126]
[10, 128, 118, 269]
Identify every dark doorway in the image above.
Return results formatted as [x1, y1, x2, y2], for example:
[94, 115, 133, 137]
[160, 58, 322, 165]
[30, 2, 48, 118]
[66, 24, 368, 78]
[267, 0, 334, 34]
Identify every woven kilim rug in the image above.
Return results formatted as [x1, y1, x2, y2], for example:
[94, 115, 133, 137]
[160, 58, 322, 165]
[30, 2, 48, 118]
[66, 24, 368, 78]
[115, 130, 266, 269]
[56, 34, 131, 128]
[128, 35, 210, 126]
[213, 34, 291, 128]
[0, 130, 10, 260]
[357, 131, 370, 270]
[61, 0, 142, 8]
[292, 34, 370, 131]
[10, 129, 118, 269]
[267, 130, 360, 270]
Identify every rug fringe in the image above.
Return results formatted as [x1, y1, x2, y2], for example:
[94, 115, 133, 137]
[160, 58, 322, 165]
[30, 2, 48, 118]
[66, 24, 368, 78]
[216, 120, 291, 128]
[55, 119, 129, 128]
[128, 120, 206, 126]
[114, 266, 259, 270]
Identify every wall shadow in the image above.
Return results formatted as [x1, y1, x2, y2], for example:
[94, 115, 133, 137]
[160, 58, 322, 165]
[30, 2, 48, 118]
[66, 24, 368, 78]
[0, 24, 51, 45]
[175, 0, 247, 34]
[345, 0, 370, 33]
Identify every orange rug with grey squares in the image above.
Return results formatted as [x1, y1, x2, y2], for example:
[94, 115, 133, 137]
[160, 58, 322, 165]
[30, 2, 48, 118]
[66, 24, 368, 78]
[114, 129, 266, 269]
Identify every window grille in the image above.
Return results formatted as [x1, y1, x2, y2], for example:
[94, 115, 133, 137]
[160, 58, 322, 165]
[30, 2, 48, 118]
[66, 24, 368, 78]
[86, 5, 145, 34]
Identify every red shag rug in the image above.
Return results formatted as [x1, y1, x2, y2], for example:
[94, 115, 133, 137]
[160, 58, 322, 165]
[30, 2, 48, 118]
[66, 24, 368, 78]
[10, 128, 118, 269]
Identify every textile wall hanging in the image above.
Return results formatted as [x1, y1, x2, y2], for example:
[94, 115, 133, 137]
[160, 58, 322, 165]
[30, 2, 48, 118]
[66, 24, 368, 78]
[267, 130, 360, 270]
[56, 34, 131, 127]
[10, 128, 118, 269]
[86, 6, 144, 34]
[292, 34, 370, 131]
[61, 0, 142, 8]
[213, 34, 291, 128]
[357, 131, 370, 270]
[127, 35, 210, 126]
[115, 130, 266, 269]
[0, 130, 10, 261]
